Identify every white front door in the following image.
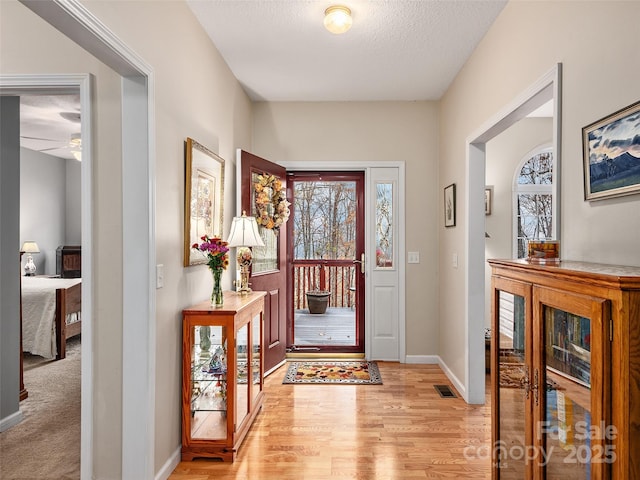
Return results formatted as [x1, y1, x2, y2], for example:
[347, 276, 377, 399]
[367, 167, 404, 361]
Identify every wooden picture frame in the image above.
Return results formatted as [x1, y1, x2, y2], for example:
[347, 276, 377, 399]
[485, 186, 493, 215]
[444, 183, 456, 227]
[184, 138, 225, 266]
[583, 100, 640, 201]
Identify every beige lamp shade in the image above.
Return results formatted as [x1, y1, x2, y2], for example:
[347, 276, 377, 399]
[227, 212, 265, 248]
[21, 241, 40, 253]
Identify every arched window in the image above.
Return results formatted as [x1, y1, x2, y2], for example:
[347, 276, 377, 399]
[513, 146, 554, 258]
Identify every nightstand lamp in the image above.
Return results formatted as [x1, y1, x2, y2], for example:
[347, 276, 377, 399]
[21, 241, 40, 276]
[227, 211, 265, 294]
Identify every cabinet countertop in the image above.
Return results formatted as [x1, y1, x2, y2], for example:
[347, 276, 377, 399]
[183, 290, 266, 315]
[488, 258, 640, 287]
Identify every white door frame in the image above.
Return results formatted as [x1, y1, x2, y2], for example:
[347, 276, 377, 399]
[464, 63, 562, 403]
[281, 161, 406, 362]
[0, 71, 95, 471]
[17, 1, 156, 478]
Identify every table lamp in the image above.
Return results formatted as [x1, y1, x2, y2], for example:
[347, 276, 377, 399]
[21, 241, 40, 276]
[227, 211, 265, 293]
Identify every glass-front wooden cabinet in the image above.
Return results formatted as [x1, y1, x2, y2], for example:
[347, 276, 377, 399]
[181, 290, 266, 462]
[489, 259, 640, 480]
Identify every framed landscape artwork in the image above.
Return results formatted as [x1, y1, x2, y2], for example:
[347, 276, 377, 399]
[583, 100, 640, 201]
[444, 183, 456, 227]
[183, 138, 225, 266]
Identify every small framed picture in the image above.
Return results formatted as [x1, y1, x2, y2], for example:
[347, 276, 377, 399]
[583, 100, 640, 201]
[485, 186, 493, 215]
[444, 183, 456, 227]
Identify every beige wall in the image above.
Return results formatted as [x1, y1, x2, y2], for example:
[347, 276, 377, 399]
[439, 1, 640, 385]
[252, 101, 440, 356]
[1, 1, 124, 475]
[1, 0, 253, 477]
[82, 1, 254, 476]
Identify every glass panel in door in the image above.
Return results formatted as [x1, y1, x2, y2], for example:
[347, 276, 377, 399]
[496, 290, 530, 479]
[288, 172, 365, 354]
[251, 171, 278, 273]
[375, 183, 393, 268]
[534, 287, 609, 480]
[236, 324, 249, 427]
[251, 313, 262, 404]
[541, 306, 591, 479]
[190, 325, 227, 440]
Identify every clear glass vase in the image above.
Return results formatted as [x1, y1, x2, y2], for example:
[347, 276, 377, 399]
[211, 267, 223, 307]
[199, 326, 211, 354]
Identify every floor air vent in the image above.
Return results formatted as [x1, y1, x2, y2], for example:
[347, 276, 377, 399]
[434, 385, 457, 398]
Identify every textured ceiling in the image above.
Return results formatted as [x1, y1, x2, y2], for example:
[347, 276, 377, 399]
[20, 1, 511, 158]
[20, 95, 81, 161]
[187, 0, 508, 101]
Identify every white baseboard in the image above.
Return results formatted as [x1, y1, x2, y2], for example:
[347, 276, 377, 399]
[155, 446, 181, 480]
[437, 358, 466, 400]
[0, 409, 23, 433]
[405, 354, 440, 364]
[404, 355, 467, 400]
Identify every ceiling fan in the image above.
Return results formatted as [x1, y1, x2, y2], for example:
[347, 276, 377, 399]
[19, 98, 82, 161]
[19, 132, 82, 160]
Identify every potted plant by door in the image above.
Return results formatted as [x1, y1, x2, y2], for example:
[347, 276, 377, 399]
[306, 290, 331, 314]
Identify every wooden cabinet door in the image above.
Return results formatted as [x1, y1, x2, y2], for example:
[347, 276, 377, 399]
[491, 275, 534, 479]
[532, 286, 611, 480]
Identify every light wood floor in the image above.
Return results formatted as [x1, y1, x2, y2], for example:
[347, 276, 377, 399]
[170, 362, 492, 479]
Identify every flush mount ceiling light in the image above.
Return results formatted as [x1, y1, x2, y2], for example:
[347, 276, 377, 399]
[324, 5, 352, 34]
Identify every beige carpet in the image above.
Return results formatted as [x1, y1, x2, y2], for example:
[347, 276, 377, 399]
[0, 337, 81, 480]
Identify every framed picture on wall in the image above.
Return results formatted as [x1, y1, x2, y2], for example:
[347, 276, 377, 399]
[444, 183, 456, 227]
[485, 186, 493, 215]
[583, 100, 640, 201]
[183, 137, 225, 266]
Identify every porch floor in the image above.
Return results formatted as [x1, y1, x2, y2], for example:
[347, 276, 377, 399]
[293, 307, 356, 346]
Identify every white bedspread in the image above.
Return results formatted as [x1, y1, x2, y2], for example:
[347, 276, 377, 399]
[21, 276, 81, 359]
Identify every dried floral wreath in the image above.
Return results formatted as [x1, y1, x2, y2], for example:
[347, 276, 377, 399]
[254, 173, 290, 231]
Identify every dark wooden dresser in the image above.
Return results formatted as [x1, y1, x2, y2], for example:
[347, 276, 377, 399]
[56, 245, 81, 278]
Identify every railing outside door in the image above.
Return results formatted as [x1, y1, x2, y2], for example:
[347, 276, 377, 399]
[292, 260, 357, 310]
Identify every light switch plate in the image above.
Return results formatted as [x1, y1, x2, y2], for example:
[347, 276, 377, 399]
[156, 264, 164, 289]
[408, 252, 420, 264]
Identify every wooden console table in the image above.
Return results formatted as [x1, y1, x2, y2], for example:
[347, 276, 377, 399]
[181, 290, 266, 461]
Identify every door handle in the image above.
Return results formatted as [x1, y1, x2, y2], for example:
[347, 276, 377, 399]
[532, 369, 540, 406]
[353, 253, 365, 274]
[521, 364, 531, 400]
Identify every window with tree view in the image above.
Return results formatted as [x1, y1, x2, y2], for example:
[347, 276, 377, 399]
[514, 148, 554, 258]
[293, 180, 356, 260]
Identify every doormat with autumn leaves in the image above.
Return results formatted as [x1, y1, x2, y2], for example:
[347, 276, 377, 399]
[282, 361, 383, 385]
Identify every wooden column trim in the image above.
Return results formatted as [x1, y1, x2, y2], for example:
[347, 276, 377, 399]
[19, 251, 28, 401]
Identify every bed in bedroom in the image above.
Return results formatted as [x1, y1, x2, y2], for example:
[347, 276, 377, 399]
[21, 276, 82, 360]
